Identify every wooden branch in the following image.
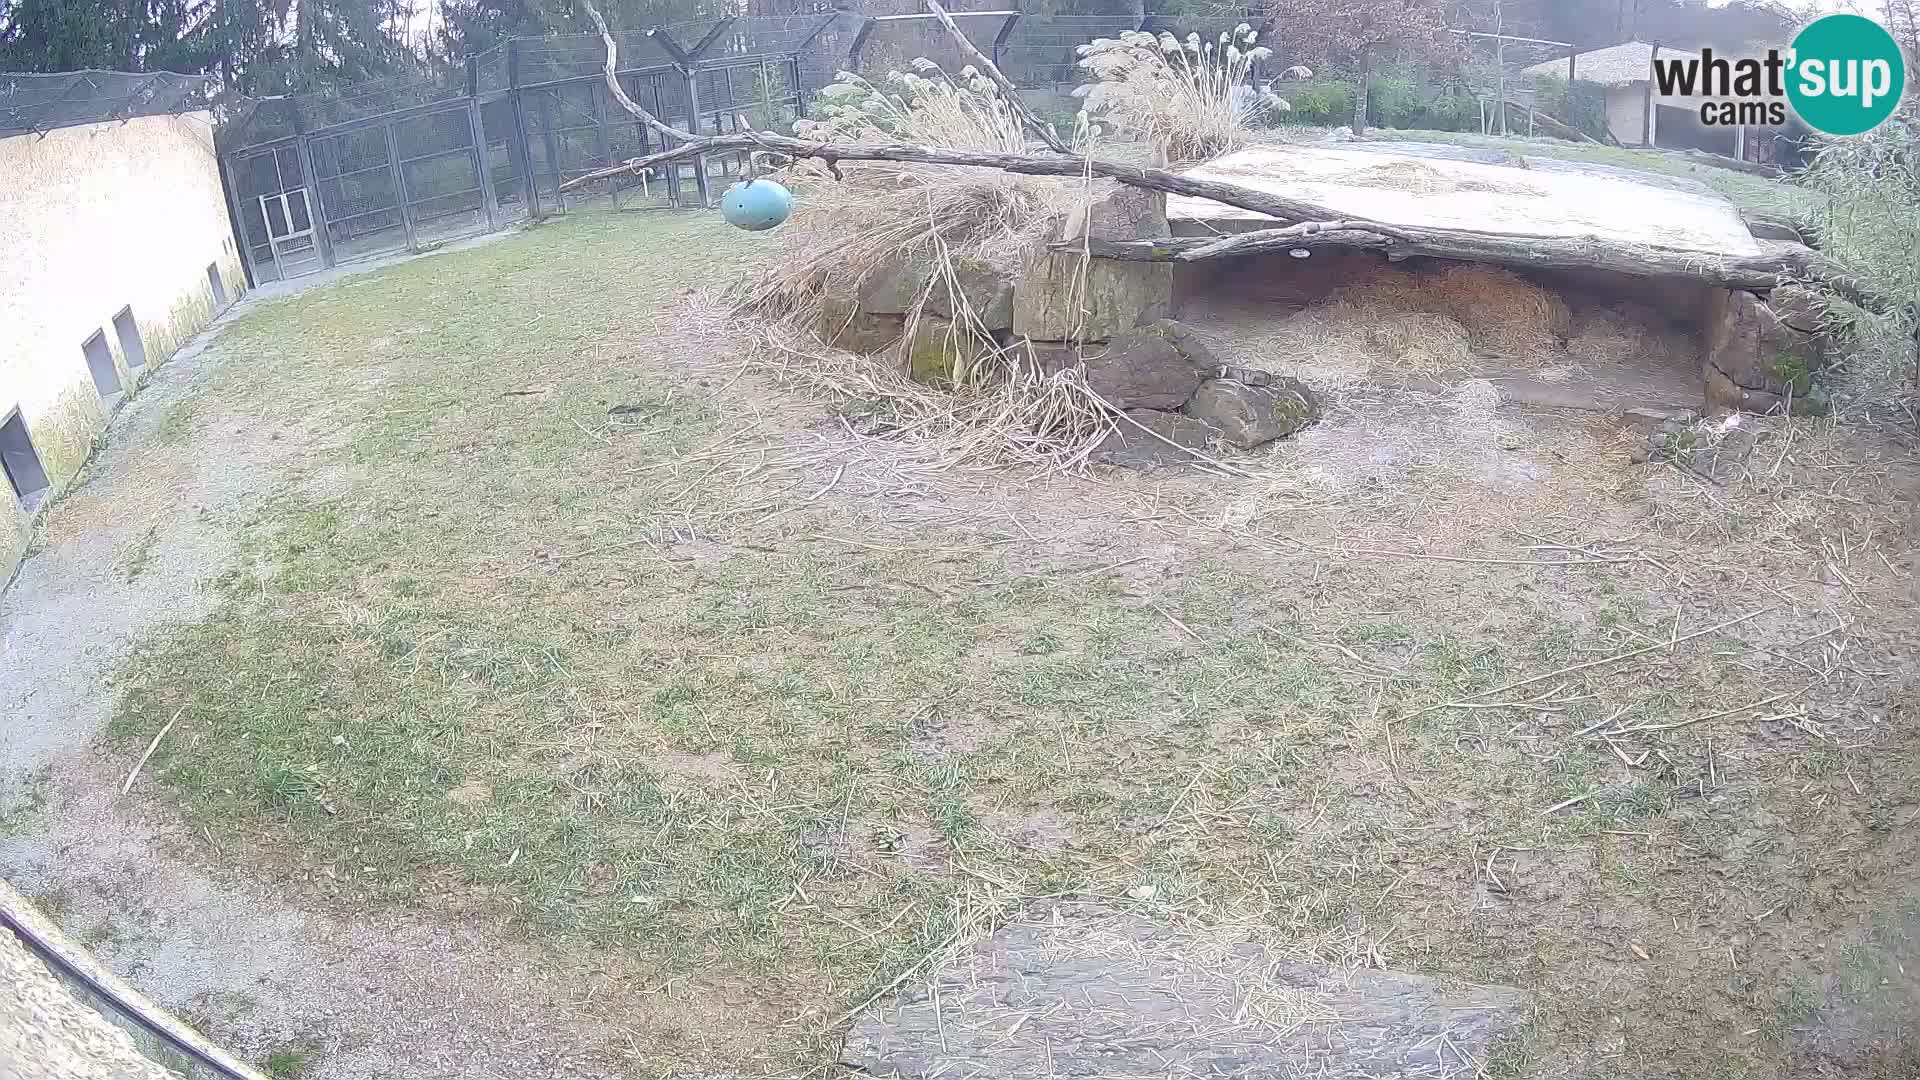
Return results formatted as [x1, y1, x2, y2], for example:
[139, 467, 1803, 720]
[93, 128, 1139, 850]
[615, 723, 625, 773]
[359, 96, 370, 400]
[558, 132, 1395, 231]
[1083, 229, 1890, 312]
[1501, 99, 1596, 144]
[923, 0, 1071, 153]
[578, 0, 696, 144]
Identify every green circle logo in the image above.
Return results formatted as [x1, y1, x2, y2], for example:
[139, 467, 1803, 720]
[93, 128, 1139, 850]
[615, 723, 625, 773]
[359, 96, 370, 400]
[1786, 13, 1906, 136]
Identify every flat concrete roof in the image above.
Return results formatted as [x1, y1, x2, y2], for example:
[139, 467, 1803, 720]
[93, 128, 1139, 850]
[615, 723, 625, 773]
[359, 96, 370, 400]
[1168, 145, 1763, 259]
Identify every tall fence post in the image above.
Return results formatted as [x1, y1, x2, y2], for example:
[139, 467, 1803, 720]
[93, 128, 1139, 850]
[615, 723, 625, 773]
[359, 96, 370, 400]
[683, 67, 710, 206]
[593, 77, 617, 210]
[383, 121, 420, 251]
[287, 102, 336, 270]
[217, 152, 259, 289]
[466, 56, 500, 230]
[506, 38, 544, 219]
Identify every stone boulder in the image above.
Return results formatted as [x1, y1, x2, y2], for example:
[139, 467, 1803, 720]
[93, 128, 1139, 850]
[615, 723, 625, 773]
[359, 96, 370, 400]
[1704, 289, 1830, 416]
[1012, 255, 1172, 342]
[857, 251, 935, 315]
[818, 276, 905, 354]
[1094, 409, 1220, 468]
[1183, 377, 1318, 448]
[1060, 181, 1170, 244]
[1081, 334, 1204, 410]
[903, 316, 993, 385]
[1013, 183, 1173, 342]
[925, 257, 1015, 333]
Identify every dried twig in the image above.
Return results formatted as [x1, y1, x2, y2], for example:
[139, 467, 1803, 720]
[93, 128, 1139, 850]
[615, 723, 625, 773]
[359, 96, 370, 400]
[1390, 607, 1774, 725]
[123, 707, 183, 794]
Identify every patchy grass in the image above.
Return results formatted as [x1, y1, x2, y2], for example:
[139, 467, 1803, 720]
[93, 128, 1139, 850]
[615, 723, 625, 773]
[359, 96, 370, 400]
[103, 207, 1920, 1077]
[118, 525, 159, 583]
[263, 1043, 315, 1078]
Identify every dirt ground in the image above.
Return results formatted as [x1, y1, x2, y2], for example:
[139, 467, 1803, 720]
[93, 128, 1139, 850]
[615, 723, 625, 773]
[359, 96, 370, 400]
[3, 208, 1920, 1079]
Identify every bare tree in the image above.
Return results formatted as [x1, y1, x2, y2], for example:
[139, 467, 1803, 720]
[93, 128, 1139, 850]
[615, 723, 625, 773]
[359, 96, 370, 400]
[1268, 0, 1449, 136]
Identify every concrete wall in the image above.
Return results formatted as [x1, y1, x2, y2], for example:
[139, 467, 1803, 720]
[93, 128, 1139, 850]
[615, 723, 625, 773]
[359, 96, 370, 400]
[0, 112, 244, 585]
[1605, 83, 1649, 145]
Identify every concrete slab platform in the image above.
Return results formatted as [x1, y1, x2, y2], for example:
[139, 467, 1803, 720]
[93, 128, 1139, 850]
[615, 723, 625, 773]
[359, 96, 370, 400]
[1169, 145, 1761, 256]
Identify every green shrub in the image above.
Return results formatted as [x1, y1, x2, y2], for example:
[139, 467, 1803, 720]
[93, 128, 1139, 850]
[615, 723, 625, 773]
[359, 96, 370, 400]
[1530, 76, 1611, 140]
[1278, 79, 1354, 125]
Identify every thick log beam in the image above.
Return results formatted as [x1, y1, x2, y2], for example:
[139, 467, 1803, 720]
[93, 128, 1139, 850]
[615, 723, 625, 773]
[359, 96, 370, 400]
[1077, 230, 1888, 312]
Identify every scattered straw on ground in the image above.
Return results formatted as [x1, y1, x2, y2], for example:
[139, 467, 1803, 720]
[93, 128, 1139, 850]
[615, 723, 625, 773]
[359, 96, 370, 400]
[1343, 159, 1545, 198]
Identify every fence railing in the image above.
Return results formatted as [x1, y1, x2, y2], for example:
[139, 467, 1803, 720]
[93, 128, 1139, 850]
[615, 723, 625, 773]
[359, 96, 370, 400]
[214, 11, 1278, 288]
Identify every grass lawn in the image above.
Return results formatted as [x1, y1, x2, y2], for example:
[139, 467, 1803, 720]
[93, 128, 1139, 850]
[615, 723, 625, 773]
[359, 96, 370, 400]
[107, 207, 1920, 1077]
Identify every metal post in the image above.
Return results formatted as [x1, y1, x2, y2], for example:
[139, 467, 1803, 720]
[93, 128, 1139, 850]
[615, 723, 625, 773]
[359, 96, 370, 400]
[383, 121, 419, 252]
[294, 134, 336, 268]
[218, 152, 259, 290]
[468, 96, 500, 230]
[1566, 53, 1578, 126]
[593, 77, 616, 208]
[535, 89, 563, 212]
[684, 67, 710, 206]
[506, 39, 543, 219]
[286, 95, 336, 269]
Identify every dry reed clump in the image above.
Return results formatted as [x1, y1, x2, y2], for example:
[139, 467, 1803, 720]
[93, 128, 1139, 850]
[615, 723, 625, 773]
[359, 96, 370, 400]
[742, 64, 1080, 346]
[1564, 302, 1694, 369]
[751, 323, 1114, 473]
[724, 63, 1116, 472]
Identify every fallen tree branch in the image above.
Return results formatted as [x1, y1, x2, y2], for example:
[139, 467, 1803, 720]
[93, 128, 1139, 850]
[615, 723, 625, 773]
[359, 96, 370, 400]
[1500, 99, 1597, 144]
[559, 133, 1361, 226]
[562, 11, 1888, 313]
[1079, 229, 1890, 311]
[578, 0, 695, 144]
[924, 0, 1070, 153]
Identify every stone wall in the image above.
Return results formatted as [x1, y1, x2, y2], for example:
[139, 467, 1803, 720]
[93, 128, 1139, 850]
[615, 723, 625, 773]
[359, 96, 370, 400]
[0, 112, 244, 585]
[1702, 287, 1830, 416]
[817, 180, 1319, 466]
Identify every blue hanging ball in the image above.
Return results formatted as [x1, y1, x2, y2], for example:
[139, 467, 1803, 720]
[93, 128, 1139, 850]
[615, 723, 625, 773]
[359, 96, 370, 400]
[720, 178, 793, 232]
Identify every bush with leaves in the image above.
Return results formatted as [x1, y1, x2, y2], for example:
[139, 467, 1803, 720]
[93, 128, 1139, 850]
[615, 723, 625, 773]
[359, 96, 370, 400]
[1787, 121, 1920, 403]
[1072, 25, 1287, 163]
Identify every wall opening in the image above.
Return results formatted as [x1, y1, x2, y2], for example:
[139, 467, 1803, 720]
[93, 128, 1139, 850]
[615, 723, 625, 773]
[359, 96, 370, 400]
[207, 263, 228, 307]
[0, 411, 51, 510]
[113, 306, 147, 370]
[82, 329, 123, 408]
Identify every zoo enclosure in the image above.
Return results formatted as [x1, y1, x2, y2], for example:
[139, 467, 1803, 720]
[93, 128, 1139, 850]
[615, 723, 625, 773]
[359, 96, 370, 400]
[214, 8, 1287, 287]
[218, 15, 836, 284]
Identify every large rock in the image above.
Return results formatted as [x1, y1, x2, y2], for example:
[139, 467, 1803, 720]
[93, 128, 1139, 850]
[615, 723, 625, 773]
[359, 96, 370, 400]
[1082, 334, 1204, 409]
[925, 257, 1015, 332]
[1136, 317, 1224, 372]
[1060, 181, 1170, 243]
[1012, 255, 1173, 341]
[1704, 289, 1829, 415]
[858, 251, 934, 315]
[1183, 377, 1318, 448]
[819, 279, 905, 353]
[1094, 408, 1219, 467]
[1013, 183, 1174, 341]
[903, 316, 992, 385]
[841, 904, 1526, 1079]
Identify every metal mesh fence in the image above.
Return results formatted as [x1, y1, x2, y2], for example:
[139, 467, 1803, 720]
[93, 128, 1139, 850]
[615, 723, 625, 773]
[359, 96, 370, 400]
[208, 13, 1277, 287]
[0, 70, 216, 137]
